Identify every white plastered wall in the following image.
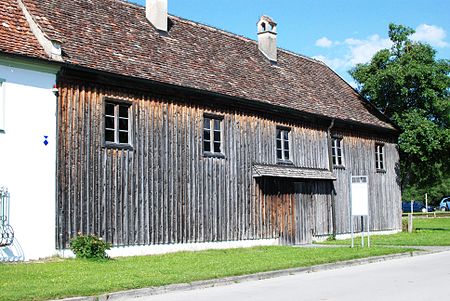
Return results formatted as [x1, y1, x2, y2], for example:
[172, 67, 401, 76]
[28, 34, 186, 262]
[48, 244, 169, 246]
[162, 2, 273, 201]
[0, 58, 58, 261]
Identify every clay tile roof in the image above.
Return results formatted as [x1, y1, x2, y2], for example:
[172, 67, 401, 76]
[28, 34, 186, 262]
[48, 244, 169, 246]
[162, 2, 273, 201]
[2, 0, 396, 130]
[0, 0, 47, 59]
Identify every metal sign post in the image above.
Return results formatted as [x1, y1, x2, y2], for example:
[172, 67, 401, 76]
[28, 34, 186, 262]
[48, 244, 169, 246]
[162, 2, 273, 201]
[350, 175, 370, 248]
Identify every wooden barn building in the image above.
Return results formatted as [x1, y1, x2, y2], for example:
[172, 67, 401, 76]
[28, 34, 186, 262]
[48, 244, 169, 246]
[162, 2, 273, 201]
[0, 0, 401, 260]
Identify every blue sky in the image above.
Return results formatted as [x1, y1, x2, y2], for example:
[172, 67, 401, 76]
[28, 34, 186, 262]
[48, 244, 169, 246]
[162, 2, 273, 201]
[129, 0, 450, 85]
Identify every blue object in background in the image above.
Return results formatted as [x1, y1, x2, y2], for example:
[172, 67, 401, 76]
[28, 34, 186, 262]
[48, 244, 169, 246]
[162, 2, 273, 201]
[402, 201, 434, 213]
[43, 136, 48, 146]
[439, 197, 450, 211]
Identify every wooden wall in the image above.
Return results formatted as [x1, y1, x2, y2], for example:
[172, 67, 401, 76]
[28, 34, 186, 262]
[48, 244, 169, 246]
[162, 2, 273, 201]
[332, 131, 402, 235]
[254, 178, 333, 245]
[56, 79, 331, 249]
[56, 74, 401, 249]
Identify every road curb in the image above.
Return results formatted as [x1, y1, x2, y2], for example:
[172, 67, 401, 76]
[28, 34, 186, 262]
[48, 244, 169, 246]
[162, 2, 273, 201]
[51, 249, 442, 301]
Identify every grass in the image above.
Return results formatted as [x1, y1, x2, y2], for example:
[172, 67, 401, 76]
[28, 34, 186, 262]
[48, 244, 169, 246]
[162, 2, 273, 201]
[402, 211, 450, 217]
[322, 217, 450, 247]
[0, 246, 413, 301]
[412, 217, 450, 229]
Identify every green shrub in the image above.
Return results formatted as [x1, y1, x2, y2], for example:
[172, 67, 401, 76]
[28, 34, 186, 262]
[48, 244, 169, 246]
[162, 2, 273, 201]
[326, 234, 336, 241]
[70, 233, 111, 260]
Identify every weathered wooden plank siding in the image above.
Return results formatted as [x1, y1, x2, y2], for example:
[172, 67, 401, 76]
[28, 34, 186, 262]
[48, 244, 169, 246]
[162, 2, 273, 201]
[293, 181, 333, 243]
[332, 132, 402, 235]
[56, 80, 333, 248]
[56, 77, 401, 248]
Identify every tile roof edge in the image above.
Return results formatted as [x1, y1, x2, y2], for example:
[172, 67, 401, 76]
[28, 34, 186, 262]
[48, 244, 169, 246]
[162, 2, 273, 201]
[17, 0, 63, 61]
[63, 63, 399, 133]
[318, 62, 399, 131]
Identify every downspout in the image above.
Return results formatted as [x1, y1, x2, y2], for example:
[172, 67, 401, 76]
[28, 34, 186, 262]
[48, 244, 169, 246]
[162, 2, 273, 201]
[327, 119, 337, 237]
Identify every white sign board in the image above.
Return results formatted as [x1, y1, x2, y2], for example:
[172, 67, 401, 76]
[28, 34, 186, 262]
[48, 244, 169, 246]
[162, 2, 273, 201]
[351, 176, 369, 216]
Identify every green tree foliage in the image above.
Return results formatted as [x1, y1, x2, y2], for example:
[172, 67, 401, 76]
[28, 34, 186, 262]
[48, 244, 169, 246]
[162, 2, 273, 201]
[350, 24, 450, 203]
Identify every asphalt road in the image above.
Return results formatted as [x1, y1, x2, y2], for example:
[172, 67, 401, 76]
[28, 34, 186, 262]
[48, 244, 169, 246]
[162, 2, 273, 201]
[133, 251, 450, 301]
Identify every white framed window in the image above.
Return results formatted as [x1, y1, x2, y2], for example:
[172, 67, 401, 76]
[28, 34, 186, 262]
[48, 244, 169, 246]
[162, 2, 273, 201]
[375, 143, 385, 171]
[104, 101, 132, 147]
[276, 127, 291, 163]
[0, 79, 5, 133]
[331, 137, 344, 167]
[203, 115, 224, 157]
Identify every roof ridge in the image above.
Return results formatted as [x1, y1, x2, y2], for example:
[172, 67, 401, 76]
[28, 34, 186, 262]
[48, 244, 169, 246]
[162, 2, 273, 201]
[107, 0, 143, 9]
[109, 0, 327, 67]
[169, 15, 326, 67]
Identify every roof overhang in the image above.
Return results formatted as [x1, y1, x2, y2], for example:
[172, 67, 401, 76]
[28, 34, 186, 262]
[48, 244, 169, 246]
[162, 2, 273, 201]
[252, 164, 336, 181]
[58, 66, 400, 138]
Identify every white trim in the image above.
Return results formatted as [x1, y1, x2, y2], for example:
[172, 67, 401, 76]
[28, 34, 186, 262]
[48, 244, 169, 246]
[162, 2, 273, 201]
[58, 239, 280, 259]
[276, 128, 290, 161]
[0, 79, 4, 133]
[313, 229, 401, 242]
[17, 0, 63, 61]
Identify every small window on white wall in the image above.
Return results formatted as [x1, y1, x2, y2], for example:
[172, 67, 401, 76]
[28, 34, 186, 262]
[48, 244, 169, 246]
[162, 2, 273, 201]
[0, 79, 4, 133]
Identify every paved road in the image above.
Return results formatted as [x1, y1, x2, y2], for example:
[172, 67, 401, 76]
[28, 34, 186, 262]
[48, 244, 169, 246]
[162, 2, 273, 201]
[134, 251, 450, 301]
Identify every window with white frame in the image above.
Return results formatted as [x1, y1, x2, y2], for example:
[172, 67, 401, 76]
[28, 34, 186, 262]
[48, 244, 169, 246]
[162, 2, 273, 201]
[276, 127, 291, 162]
[0, 79, 5, 133]
[104, 101, 131, 146]
[331, 137, 344, 167]
[203, 115, 223, 156]
[375, 143, 385, 171]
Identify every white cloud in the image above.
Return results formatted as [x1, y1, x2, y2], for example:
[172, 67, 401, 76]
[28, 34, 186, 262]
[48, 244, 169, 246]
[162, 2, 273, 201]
[315, 37, 333, 48]
[411, 24, 448, 47]
[312, 23, 449, 83]
[314, 34, 392, 71]
[344, 34, 392, 65]
[312, 55, 347, 69]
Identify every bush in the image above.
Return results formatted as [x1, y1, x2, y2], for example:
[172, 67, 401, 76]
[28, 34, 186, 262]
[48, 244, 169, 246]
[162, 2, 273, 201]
[70, 233, 111, 260]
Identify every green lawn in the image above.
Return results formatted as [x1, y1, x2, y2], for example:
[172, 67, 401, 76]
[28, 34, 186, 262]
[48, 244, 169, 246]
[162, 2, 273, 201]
[0, 246, 413, 301]
[322, 217, 450, 247]
[412, 217, 450, 229]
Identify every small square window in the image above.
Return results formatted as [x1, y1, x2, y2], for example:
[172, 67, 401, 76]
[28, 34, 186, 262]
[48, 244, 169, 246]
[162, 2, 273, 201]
[0, 80, 5, 133]
[331, 137, 344, 168]
[375, 143, 385, 171]
[276, 127, 291, 163]
[104, 101, 131, 147]
[203, 115, 223, 157]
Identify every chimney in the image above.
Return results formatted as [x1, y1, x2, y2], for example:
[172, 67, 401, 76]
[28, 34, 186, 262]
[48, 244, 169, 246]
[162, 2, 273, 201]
[146, 0, 168, 32]
[257, 16, 277, 62]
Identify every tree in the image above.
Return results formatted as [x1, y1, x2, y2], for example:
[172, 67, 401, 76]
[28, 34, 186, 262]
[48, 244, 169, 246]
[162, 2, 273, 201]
[350, 24, 450, 203]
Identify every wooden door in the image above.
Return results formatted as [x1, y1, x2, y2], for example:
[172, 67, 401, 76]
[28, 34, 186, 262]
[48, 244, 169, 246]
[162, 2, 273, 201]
[256, 178, 297, 245]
